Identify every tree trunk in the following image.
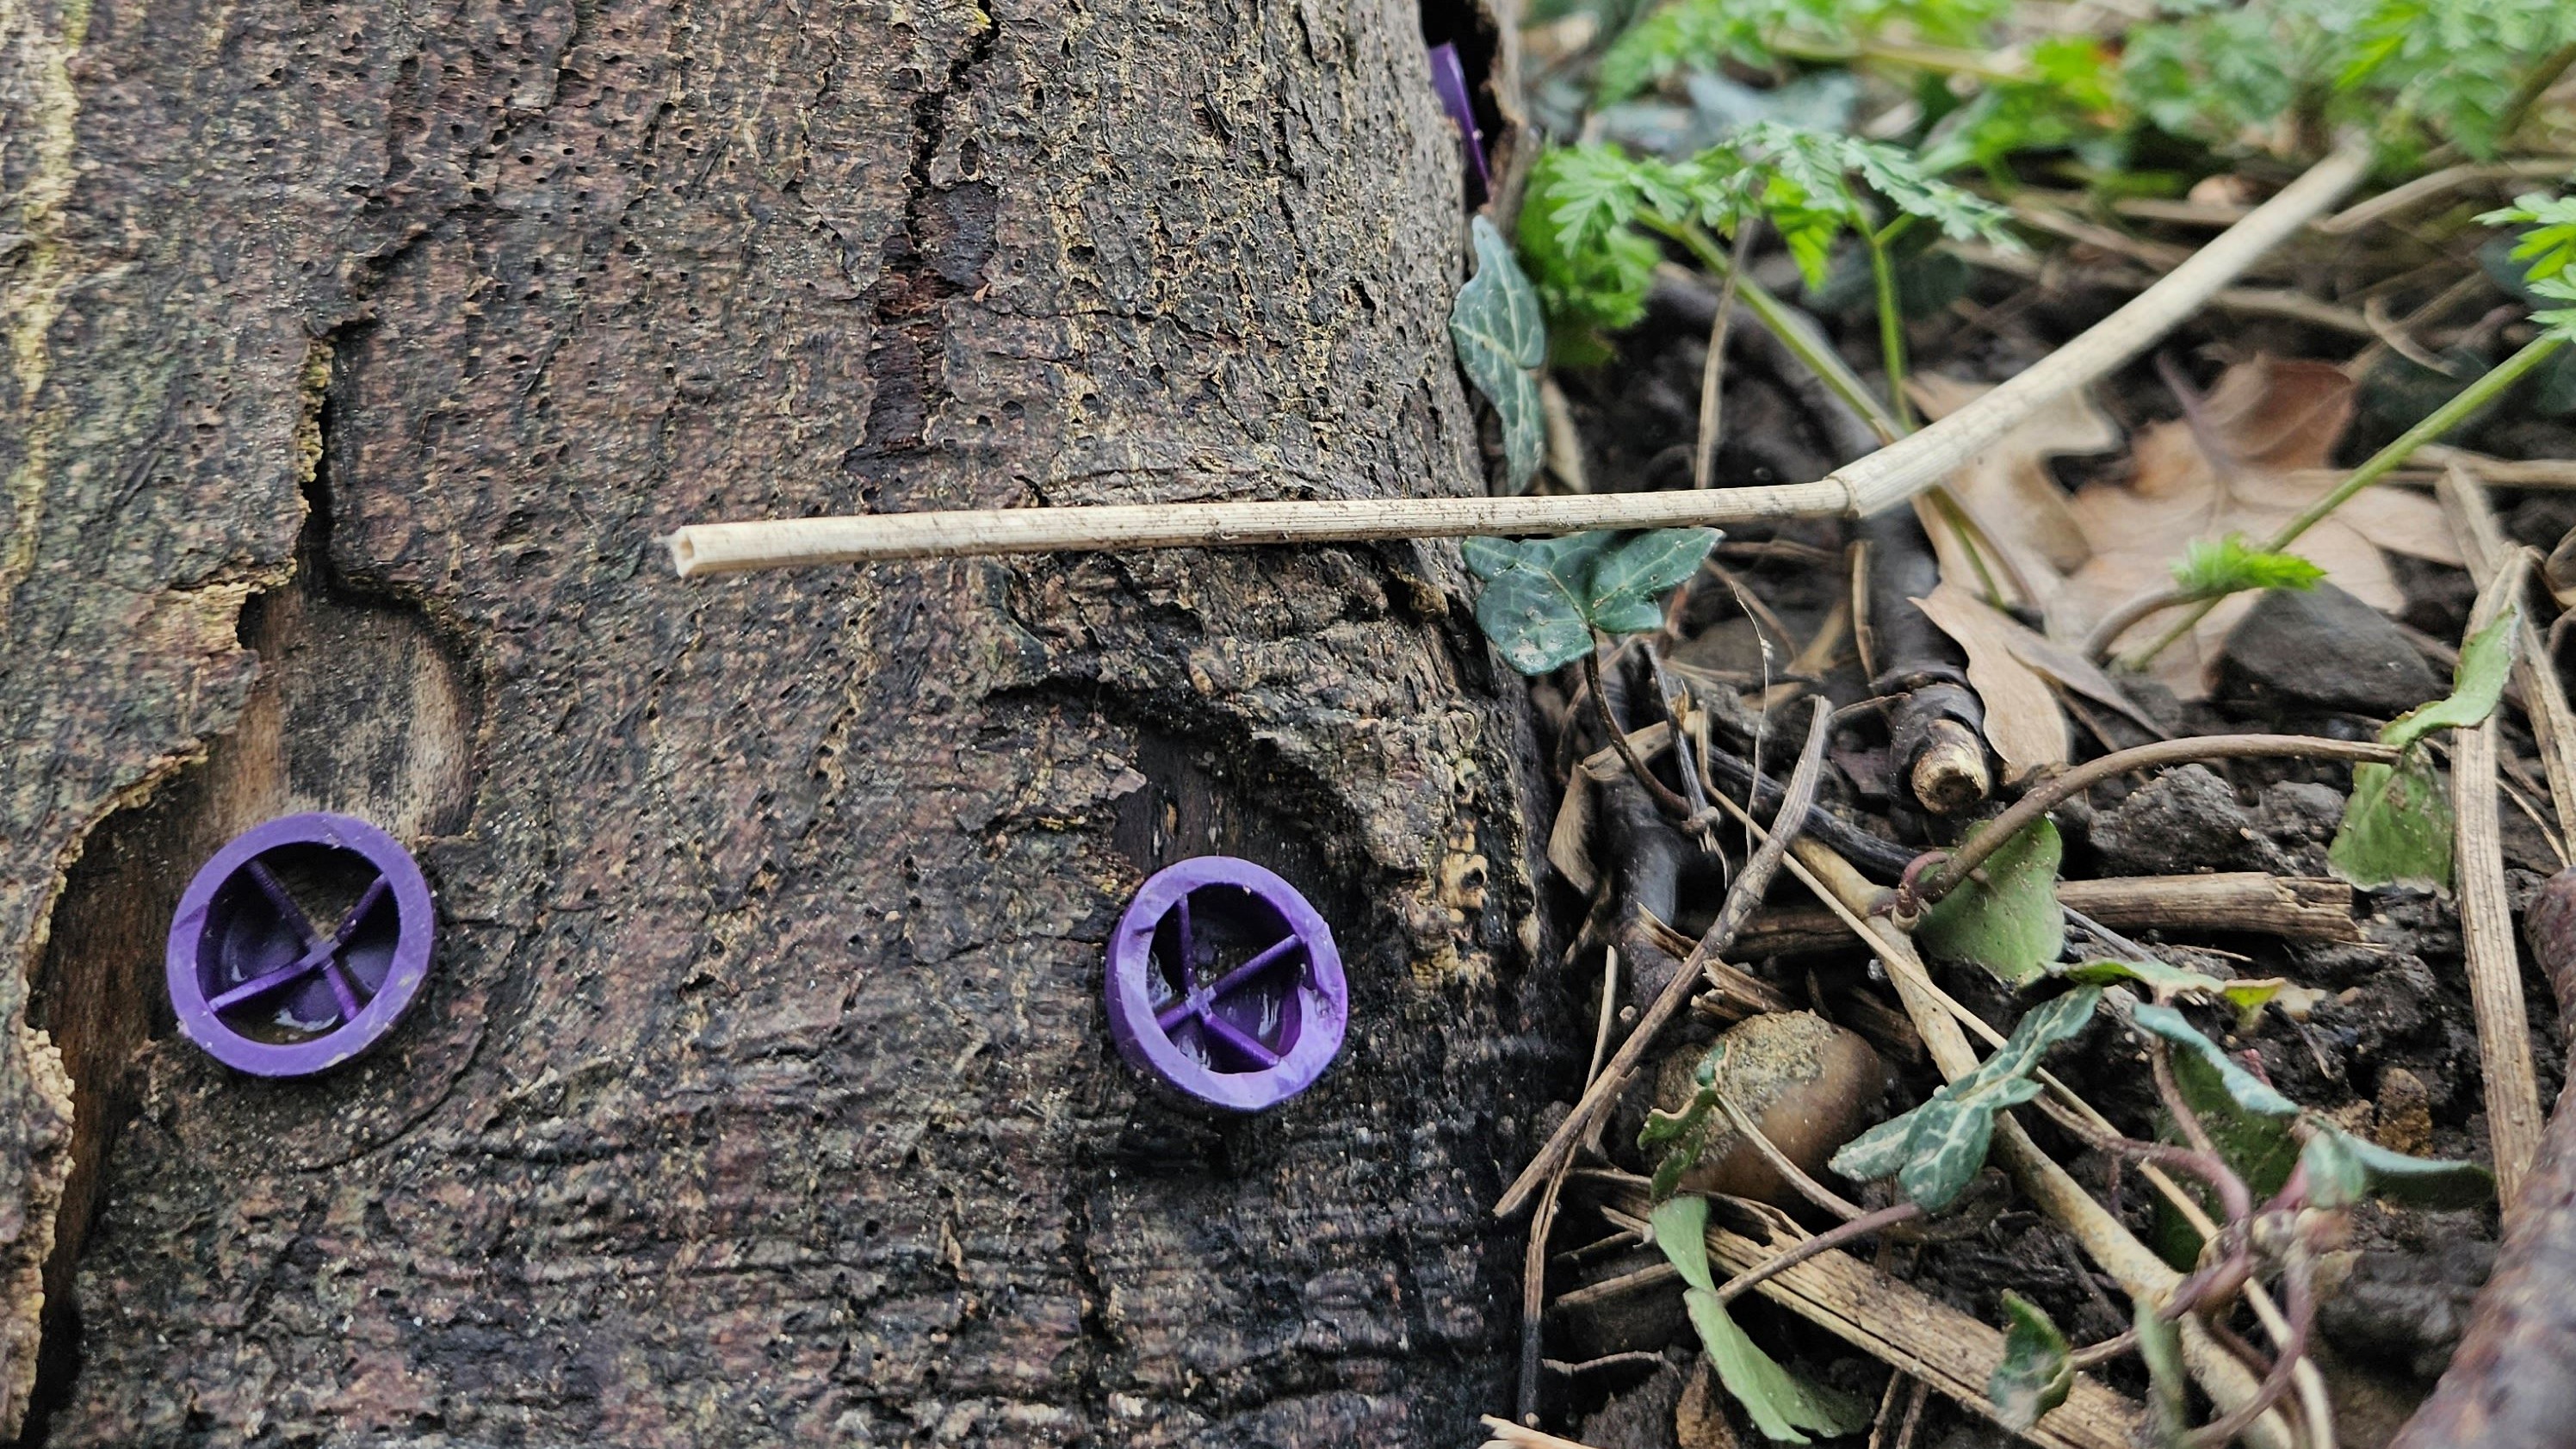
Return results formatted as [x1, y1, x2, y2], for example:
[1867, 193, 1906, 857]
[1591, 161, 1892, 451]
[0, 0, 1545, 1441]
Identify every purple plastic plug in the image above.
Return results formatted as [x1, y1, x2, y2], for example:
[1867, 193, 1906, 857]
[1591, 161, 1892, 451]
[1105, 857, 1347, 1112]
[1427, 42, 1491, 201]
[166, 813, 436, 1077]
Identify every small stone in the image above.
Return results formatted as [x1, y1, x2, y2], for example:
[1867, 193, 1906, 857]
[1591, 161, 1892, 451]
[2319, 1239, 2496, 1379]
[2256, 780, 2348, 844]
[2090, 764, 2257, 876]
[2220, 584, 2443, 717]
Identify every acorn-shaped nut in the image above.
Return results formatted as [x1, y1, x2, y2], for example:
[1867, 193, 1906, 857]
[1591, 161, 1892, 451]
[1650, 1011, 1888, 1205]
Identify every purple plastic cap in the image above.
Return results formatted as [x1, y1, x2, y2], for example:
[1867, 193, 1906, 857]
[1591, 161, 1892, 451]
[1427, 42, 1491, 201]
[166, 812, 437, 1078]
[1105, 857, 1347, 1112]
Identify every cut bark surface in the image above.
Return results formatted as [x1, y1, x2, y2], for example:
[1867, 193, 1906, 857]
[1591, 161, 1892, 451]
[0, 3, 1550, 1444]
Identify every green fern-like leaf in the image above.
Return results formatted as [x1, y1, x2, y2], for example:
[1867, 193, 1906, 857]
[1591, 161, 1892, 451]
[2171, 535, 2327, 599]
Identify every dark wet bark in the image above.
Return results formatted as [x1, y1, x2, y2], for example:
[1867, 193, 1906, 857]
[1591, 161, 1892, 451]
[0, 0, 1549, 1441]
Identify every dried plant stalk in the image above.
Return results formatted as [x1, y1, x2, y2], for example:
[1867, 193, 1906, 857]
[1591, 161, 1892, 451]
[2440, 466, 2576, 843]
[1732, 873, 2362, 957]
[2454, 551, 2547, 1203]
[666, 141, 2372, 575]
[1594, 1188, 2148, 1449]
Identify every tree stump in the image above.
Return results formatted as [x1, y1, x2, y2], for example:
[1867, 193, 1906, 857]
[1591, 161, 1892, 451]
[0, 0, 1545, 1440]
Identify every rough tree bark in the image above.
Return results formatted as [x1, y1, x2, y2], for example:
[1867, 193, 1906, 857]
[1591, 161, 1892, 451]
[0, 0, 1548, 1442]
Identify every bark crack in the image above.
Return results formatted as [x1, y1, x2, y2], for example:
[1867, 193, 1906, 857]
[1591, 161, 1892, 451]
[856, 9, 1002, 458]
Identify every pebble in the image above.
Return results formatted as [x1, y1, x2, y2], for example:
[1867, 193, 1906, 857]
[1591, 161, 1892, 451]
[2219, 584, 2442, 717]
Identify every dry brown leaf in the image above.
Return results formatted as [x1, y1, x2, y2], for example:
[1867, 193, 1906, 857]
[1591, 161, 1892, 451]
[1548, 773, 1599, 895]
[1913, 582, 2072, 783]
[1972, 603, 2170, 740]
[2042, 356, 2457, 697]
[1911, 372, 2123, 601]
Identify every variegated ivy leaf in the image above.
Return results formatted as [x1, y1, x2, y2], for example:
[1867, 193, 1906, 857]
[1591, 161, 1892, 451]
[1650, 1196, 1871, 1445]
[1450, 216, 1549, 492]
[2300, 1123, 2494, 1211]
[1829, 987, 2099, 1211]
[1989, 1292, 2073, 1432]
[2127, 1003, 2299, 1118]
[1461, 529, 1719, 676]
[2059, 959, 2291, 1033]
[1915, 818, 2065, 988]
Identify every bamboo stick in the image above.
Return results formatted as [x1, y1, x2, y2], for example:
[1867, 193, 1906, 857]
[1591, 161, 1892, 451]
[666, 139, 2373, 577]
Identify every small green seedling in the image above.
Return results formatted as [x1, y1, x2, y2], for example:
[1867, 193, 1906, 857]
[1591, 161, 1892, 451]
[2170, 535, 2325, 601]
[1913, 817, 2065, 987]
[1989, 1291, 2075, 1431]
[1640, 1039, 1729, 1200]
[1651, 1194, 1871, 1444]
[2326, 604, 2518, 889]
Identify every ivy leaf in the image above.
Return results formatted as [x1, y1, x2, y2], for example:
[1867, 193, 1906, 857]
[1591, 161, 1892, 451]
[1915, 818, 2065, 988]
[2327, 752, 2455, 890]
[2300, 1123, 2495, 1211]
[1829, 988, 2099, 1211]
[1989, 1292, 2074, 1432]
[1651, 1197, 1871, 1445]
[2383, 604, 2519, 752]
[1588, 527, 1718, 626]
[2170, 534, 2326, 600]
[1450, 216, 1549, 492]
[2128, 1003, 2299, 1118]
[1827, 1110, 1917, 1186]
[1464, 529, 1719, 675]
[2059, 959, 2292, 1034]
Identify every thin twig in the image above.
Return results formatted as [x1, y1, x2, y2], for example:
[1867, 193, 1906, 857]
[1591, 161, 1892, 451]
[666, 141, 2374, 574]
[1909, 736, 2400, 911]
[1495, 700, 1834, 1218]
[1717, 1092, 1868, 1222]
[2440, 466, 2576, 845]
[2185, 1243, 2315, 1449]
[1519, 1173, 1567, 1423]
[1585, 648, 1699, 823]
[1480, 1414, 1612, 1449]
[1585, 947, 1621, 1092]
[1714, 1201, 1924, 1304]
[1692, 225, 1755, 492]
